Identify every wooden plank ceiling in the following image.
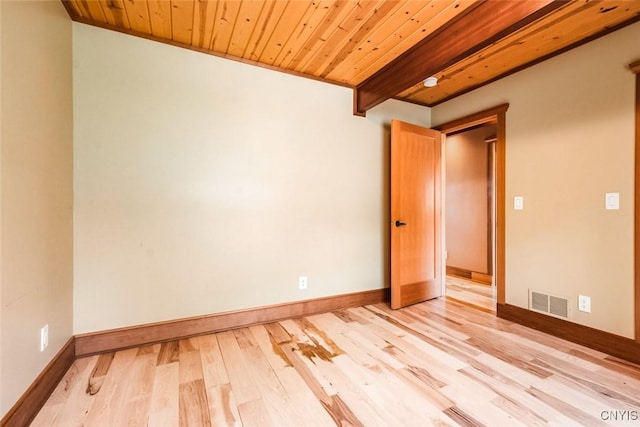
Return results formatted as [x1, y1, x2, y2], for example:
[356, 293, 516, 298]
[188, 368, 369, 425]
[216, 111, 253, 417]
[63, 0, 640, 115]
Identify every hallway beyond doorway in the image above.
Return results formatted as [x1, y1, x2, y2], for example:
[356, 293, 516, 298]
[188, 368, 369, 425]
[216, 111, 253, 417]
[446, 275, 495, 313]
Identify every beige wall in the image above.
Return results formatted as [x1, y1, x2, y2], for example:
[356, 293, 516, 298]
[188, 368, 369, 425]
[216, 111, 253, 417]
[0, 1, 74, 415]
[72, 23, 430, 334]
[433, 21, 640, 338]
[446, 126, 495, 274]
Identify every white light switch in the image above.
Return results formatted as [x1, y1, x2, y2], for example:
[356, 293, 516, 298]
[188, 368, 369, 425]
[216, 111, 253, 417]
[514, 196, 524, 210]
[605, 192, 619, 210]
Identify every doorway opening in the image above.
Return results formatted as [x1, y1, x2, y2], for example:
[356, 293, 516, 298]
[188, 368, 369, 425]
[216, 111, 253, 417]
[435, 104, 509, 312]
[443, 124, 496, 312]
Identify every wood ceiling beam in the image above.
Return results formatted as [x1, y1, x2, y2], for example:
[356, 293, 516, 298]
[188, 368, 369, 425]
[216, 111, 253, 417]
[353, 0, 569, 116]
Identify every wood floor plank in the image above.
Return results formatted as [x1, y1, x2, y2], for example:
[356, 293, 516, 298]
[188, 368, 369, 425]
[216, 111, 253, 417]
[179, 337, 199, 352]
[240, 325, 337, 426]
[233, 331, 298, 426]
[87, 353, 114, 395]
[549, 372, 640, 412]
[216, 330, 262, 404]
[157, 341, 180, 366]
[360, 306, 470, 374]
[248, 325, 293, 371]
[461, 397, 539, 426]
[32, 297, 640, 426]
[490, 395, 551, 427]
[179, 348, 204, 384]
[28, 404, 61, 427]
[293, 315, 440, 425]
[304, 316, 436, 424]
[404, 305, 473, 342]
[346, 310, 468, 395]
[311, 312, 406, 370]
[81, 348, 139, 426]
[113, 351, 157, 427]
[147, 362, 179, 427]
[324, 317, 467, 421]
[537, 377, 626, 422]
[526, 386, 606, 426]
[445, 275, 495, 312]
[461, 366, 573, 425]
[52, 356, 99, 426]
[206, 383, 242, 427]
[236, 398, 276, 427]
[443, 405, 486, 427]
[333, 346, 449, 425]
[30, 355, 98, 427]
[263, 322, 292, 344]
[198, 333, 230, 387]
[31, 359, 82, 424]
[179, 379, 212, 427]
[280, 339, 377, 426]
[248, 325, 335, 425]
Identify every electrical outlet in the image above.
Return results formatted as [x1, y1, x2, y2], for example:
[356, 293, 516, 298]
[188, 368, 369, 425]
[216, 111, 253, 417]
[298, 276, 308, 290]
[578, 295, 591, 313]
[40, 324, 49, 352]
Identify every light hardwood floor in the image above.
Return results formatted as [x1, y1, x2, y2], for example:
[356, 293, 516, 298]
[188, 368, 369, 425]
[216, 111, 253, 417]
[32, 298, 640, 426]
[445, 275, 495, 313]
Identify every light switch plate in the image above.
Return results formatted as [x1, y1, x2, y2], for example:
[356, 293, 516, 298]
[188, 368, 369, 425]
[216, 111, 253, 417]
[514, 196, 524, 210]
[605, 192, 619, 210]
[40, 324, 49, 352]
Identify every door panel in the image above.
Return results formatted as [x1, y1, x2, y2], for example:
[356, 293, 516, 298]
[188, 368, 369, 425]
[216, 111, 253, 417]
[391, 120, 442, 309]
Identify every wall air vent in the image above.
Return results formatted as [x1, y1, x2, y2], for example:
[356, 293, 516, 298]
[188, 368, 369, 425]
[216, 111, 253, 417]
[529, 290, 570, 319]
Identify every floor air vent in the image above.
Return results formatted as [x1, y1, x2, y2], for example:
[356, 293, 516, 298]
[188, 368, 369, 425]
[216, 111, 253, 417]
[529, 290, 570, 319]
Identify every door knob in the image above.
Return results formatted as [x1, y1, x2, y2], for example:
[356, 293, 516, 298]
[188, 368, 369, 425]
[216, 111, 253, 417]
[395, 220, 406, 227]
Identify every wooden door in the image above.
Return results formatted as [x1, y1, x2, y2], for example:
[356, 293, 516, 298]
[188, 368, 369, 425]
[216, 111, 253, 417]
[390, 120, 442, 309]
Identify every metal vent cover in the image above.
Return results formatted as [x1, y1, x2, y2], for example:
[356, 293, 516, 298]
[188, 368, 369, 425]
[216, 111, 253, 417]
[529, 290, 570, 319]
[549, 295, 569, 318]
[531, 291, 548, 312]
